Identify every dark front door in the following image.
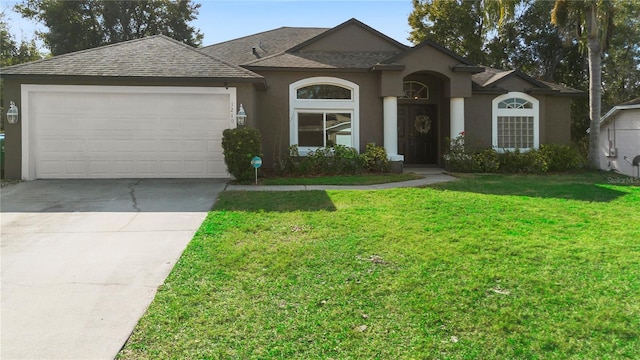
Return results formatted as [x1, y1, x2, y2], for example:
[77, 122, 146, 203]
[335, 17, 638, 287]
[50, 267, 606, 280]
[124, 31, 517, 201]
[398, 104, 438, 164]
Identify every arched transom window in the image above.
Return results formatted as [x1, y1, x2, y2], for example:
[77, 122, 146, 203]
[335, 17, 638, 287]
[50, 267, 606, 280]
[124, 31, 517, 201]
[402, 81, 429, 100]
[498, 97, 533, 109]
[296, 84, 352, 100]
[492, 92, 539, 151]
[290, 77, 359, 154]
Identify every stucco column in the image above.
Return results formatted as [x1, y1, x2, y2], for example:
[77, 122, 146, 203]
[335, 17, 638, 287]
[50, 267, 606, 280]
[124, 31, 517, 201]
[450, 97, 465, 139]
[383, 96, 403, 161]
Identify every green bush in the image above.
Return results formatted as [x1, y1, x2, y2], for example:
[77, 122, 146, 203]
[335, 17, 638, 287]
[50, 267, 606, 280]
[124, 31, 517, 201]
[471, 148, 500, 173]
[280, 144, 390, 176]
[362, 143, 390, 173]
[444, 132, 567, 174]
[539, 144, 586, 172]
[443, 133, 474, 172]
[221, 128, 262, 182]
[305, 145, 364, 175]
[498, 149, 548, 174]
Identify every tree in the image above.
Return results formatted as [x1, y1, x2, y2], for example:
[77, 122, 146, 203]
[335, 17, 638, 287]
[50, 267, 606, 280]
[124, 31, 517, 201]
[14, 0, 203, 56]
[1, 12, 42, 67]
[552, 0, 615, 169]
[601, 0, 640, 111]
[409, 0, 486, 64]
[408, 0, 518, 65]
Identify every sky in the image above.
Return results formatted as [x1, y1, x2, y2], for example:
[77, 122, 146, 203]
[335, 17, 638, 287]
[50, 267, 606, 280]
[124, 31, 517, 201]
[2, 0, 415, 53]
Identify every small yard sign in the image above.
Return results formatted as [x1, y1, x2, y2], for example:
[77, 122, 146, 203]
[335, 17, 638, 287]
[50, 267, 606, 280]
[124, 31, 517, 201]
[251, 156, 262, 168]
[251, 156, 262, 184]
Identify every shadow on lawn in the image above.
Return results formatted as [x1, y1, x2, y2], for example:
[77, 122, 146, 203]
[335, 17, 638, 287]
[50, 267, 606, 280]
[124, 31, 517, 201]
[431, 173, 636, 203]
[214, 190, 337, 212]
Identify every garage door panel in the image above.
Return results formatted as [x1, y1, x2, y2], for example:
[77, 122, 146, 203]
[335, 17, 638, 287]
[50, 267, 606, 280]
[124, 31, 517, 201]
[27, 85, 233, 179]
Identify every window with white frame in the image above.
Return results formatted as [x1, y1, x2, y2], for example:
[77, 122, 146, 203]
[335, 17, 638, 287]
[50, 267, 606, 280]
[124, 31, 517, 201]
[492, 92, 539, 151]
[290, 77, 359, 154]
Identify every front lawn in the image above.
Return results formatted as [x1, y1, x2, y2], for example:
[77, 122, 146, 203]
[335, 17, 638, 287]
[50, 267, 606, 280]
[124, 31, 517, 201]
[119, 172, 640, 359]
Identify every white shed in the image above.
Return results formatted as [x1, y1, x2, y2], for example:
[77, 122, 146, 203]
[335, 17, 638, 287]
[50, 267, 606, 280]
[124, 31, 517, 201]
[599, 97, 640, 178]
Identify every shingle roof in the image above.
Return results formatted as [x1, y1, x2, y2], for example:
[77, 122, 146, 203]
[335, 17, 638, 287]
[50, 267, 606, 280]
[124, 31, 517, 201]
[471, 66, 583, 95]
[472, 68, 515, 87]
[199, 27, 328, 66]
[202, 19, 406, 70]
[1, 35, 262, 79]
[538, 80, 584, 95]
[244, 51, 401, 69]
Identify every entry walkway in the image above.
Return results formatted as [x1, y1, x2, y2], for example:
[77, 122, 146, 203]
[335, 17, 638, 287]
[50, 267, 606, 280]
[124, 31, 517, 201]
[225, 167, 457, 191]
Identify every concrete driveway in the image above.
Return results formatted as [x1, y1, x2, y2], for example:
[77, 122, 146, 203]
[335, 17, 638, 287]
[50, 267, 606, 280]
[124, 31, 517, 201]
[1, 179, 226, 359]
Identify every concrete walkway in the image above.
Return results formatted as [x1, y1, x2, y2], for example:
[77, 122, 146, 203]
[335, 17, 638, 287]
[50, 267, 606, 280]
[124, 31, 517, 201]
[225, 167, 457, 191]
[1, 179, 226, 360]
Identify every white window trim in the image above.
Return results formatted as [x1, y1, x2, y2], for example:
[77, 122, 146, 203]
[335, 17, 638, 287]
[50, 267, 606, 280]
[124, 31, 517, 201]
[492, 92, 539, 152]
[290, 77, 359, 155]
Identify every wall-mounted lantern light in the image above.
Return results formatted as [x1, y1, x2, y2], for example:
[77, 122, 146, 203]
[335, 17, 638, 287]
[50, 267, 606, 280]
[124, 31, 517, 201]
[237, 103, 247, 127]
[6, 101, 19, 124]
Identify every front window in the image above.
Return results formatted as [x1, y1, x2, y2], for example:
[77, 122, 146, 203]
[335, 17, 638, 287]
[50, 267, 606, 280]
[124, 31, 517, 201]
[492, 92, 539, 151]
[497, 116, 534, 149]
[290, 77, 359, 154]
[298, 112, 352, 147]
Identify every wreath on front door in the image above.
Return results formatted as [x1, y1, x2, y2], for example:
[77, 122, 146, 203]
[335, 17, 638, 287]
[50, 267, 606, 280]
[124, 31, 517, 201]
[414, 114, 432, 134]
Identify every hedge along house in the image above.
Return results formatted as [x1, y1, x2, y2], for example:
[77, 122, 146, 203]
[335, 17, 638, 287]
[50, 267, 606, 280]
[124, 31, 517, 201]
[1, 18, 582, 180]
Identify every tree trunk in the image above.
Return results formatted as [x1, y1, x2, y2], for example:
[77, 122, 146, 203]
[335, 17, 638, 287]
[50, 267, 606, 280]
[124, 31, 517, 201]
[585, 5, 601, 170]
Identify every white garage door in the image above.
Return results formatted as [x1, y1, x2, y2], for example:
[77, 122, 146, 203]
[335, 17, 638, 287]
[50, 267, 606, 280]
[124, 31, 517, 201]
[22, 85, 237, 179]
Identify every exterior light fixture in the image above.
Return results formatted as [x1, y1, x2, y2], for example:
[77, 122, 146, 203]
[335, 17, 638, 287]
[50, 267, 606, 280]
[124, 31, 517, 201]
[6, 101, 19, 124]
[237, 103, 247, 126]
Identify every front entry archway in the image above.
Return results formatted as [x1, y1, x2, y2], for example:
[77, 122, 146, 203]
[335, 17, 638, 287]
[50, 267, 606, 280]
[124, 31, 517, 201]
[398, 103, 438, 164]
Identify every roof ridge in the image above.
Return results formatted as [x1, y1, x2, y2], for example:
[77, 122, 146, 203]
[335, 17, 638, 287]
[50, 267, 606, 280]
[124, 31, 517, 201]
[482, 69, 515, 86]
[161, 35, 264, 78]
[241, 51, 286, 66]
[201, 26, 330, 49]
[192, 46, 264, 78]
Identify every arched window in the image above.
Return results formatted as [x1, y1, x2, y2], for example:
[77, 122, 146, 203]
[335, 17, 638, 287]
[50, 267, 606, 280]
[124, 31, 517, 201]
[492, 92, 539, 151]
[290, 77, 359, 154]
[402, 81, 429, 100]
[296, 84, 352, 100]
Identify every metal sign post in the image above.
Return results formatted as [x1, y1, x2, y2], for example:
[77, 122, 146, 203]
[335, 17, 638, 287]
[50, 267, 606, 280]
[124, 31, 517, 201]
[250, 156, 262, 185]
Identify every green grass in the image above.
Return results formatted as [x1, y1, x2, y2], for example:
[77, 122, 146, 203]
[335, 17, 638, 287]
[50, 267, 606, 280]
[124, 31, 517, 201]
[261, 172, 423, 185]
[119, 172, 640, 359]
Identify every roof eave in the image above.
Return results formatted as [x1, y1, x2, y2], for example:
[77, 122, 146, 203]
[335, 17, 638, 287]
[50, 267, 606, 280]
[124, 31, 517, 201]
[243, 65, 371, 73]
[600, 104, 640, 126]
[452, 64, 485, 73]
[0, 73, 266, 84]
[472, 87, 509, 95]
[371, 63, 405, 71]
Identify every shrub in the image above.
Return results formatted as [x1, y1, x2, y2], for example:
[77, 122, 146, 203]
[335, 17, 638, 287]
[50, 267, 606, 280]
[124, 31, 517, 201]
[444, 133, 581, 174]
[539, 144, 586, 172]
[443, 132, 473, 172]
[471, 148, 500, 173]
[362, 143, 390, 173]
[498, 149, 548, 174]
[305, 145, 364, 175]
[280, 144, 390, 176]
[222, 128, 262, 182]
